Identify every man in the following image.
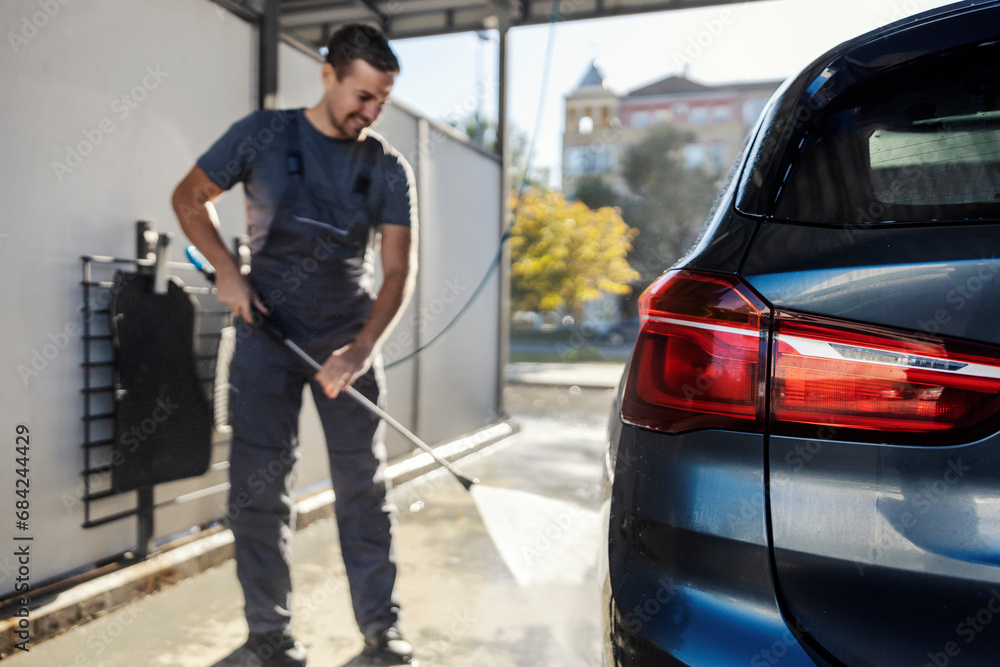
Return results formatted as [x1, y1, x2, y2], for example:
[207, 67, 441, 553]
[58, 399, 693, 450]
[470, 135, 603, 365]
[172, 24, 417, 667]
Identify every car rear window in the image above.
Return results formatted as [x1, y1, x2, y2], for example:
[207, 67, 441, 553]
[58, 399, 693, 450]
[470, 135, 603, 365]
[772, 42, 1000, 224]
[868, 121, 1000, 206]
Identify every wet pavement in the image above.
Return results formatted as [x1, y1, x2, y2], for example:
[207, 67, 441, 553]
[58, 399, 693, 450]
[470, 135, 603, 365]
[5, 366, 621, 666]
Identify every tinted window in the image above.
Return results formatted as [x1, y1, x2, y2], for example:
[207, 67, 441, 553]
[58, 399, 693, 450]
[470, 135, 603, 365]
[868, 123, 1000, 206]
[774, 42, 1000, 224]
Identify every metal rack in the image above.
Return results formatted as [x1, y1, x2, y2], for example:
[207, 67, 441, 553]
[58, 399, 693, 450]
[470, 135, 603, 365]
[79, 222, 234, 557]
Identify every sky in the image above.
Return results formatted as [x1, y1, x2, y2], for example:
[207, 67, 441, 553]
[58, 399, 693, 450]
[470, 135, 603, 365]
[387, 0, 956, 187]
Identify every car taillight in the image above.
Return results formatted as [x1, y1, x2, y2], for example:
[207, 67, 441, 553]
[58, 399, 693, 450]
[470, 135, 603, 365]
[771, 311, 1000, 444]
[621, 270, 770, 433]
[622, 271, 1000, 445]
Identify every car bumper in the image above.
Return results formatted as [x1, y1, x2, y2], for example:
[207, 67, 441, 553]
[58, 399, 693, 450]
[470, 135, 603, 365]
[604, 424, 819, 666]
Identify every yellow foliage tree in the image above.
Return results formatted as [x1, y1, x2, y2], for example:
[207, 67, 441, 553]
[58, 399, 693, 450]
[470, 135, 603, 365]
[509, 189, 639, 314]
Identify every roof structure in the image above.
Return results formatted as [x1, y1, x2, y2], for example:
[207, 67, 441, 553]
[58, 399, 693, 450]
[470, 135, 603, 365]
[627, 75, 713, 97]
[274, 0, 773, 43]
[626, 74, 785, 97]
[576, 59, 607, 89]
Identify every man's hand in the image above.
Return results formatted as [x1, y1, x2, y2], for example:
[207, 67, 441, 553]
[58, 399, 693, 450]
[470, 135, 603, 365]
[313, 224, 414, 399]
[172, 165, 267, 322]
[214, 262, 268, 324]
[315, 343, 372, 399]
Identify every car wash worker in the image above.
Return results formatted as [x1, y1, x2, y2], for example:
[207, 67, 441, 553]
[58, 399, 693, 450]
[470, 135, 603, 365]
[171, 24, 417, 667]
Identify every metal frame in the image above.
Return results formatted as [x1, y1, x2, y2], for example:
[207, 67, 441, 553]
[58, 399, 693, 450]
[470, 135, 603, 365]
[277, 0, 771, 41]
[79, 225, 233, 558]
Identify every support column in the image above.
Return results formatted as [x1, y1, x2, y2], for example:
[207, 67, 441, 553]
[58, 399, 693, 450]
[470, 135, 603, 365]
[495, 3, 514, 419]
[412, 118, 431, 438]
[259, 0, 279, 110]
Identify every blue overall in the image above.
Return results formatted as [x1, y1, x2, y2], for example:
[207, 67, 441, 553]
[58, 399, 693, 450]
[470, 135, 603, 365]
[226, 112, 400, 638]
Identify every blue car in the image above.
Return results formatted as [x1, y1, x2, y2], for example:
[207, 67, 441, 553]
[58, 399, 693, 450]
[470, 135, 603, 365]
[603, 2, 1000, 665]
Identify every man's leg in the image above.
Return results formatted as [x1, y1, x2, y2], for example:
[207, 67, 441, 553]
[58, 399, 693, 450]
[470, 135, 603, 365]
[310, 359, 401, 637]
[227, 328, 306, 636]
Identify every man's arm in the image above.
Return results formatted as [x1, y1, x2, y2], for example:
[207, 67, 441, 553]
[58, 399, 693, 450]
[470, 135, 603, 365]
[315, 223, 416, 398]
[172, 165, 265, 322]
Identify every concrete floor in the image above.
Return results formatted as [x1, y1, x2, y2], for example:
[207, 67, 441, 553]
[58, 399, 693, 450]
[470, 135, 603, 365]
[6, 379, 617, 666]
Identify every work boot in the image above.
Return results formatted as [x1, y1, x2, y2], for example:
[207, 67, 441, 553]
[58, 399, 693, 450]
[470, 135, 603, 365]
[363, 626, 414, 664]
[245, 630, 308, 667]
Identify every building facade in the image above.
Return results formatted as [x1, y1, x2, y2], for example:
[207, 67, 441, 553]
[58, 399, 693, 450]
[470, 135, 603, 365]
[562, 60, 781, 193]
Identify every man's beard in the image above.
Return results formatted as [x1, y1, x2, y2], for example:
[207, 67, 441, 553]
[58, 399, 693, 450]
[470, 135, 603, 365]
[330, 108, 366, 140]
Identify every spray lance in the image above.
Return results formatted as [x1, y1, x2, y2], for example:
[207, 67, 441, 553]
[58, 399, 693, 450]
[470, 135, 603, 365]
[185, 245, 479, 490]
[185, 249, 614, 589]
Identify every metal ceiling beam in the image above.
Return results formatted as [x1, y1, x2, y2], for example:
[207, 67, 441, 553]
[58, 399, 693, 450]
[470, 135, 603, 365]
[278, 0, 771, 41]
[357, 0, 393, 30]
[215, 0, 268, 21]
[280, 0, 488, 29]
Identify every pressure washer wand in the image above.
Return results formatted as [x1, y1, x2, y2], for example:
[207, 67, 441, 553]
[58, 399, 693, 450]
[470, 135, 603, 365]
[185, 246, 479, 490]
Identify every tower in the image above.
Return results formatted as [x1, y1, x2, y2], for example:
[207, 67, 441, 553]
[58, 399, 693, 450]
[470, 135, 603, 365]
[562, 59, 621, 193]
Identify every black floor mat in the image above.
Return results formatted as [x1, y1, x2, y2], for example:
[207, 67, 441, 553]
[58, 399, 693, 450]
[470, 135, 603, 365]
[109, 271, 213, 492]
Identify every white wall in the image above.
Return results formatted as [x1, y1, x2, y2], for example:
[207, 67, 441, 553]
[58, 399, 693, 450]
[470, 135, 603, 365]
[0, 0, 256, 594]
[0, 0, 501, 593]
[416, 127, 503, 443]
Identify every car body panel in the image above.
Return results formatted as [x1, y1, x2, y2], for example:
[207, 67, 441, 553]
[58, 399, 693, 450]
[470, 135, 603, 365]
[770, 434, 1000, 666]
[605, 2, 1000, 665]
[607, 426, 815, 666]
[681, 201, 761, 276]
[735, 6, 1000, 661]
[746, 256, 1000, 346]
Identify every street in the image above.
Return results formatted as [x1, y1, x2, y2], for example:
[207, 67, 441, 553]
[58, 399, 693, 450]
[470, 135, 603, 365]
[5, 377, 619, 667]
[509, 336, 633, 365]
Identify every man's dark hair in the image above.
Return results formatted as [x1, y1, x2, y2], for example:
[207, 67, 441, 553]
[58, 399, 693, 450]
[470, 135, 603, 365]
[325, 23, 400, 80]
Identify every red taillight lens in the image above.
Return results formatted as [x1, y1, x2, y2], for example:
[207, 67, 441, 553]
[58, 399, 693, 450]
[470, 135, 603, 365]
[772, 312, 1000, 444]
[622, 272, 1000, 445]
[621, 271, 770, 433]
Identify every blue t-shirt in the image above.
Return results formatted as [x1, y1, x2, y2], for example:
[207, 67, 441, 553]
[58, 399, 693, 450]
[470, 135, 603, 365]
[197, 108, 416, 253]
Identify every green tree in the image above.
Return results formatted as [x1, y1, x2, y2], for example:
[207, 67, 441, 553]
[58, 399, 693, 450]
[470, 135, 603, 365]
[620, 126, 719, 286]
[571, 174, 619, 209]
[509, 189, 639, 314]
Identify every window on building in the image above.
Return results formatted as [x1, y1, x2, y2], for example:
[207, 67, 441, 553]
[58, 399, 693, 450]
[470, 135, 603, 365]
[579, 116, 594, 135]
[742, 97, 769, 127]
[674, 103, 689, 117]
[654, 109, 673, 125]
[690, 106, 708, 125]
[709, 143, 728, 171]
[712, 105, 733, 122]
[565, 145, 613, 176]
[632, 111, 649, 128]
[684, 143, 705, 169]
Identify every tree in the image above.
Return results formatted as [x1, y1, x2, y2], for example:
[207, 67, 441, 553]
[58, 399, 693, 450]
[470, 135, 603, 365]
[509, 189, 639, 314]
[571, 174, 619, 210]
[619, 125, 719, 286]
